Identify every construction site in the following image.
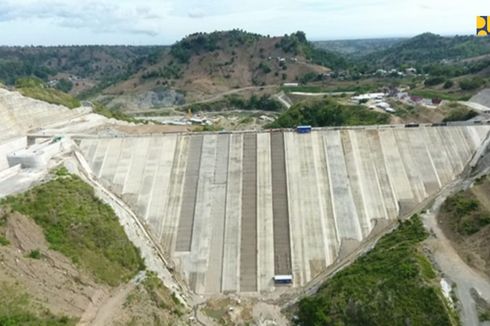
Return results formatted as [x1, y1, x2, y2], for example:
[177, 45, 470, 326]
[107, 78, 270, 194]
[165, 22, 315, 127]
[1, 87, 490, 299]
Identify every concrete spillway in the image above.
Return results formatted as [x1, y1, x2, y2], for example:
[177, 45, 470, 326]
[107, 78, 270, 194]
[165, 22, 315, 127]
[79, 125, 490, 294]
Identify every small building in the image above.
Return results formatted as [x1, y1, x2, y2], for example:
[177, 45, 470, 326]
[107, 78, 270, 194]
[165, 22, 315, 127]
[283, 82, 299, 87]
[406, 67, 417, 75]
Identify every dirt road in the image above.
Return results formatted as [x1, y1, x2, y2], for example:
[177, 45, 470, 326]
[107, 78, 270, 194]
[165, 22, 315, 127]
[128, 85, 279, 115]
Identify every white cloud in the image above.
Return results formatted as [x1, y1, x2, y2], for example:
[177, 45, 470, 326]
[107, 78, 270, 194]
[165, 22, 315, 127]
[0, 0, 482, 45]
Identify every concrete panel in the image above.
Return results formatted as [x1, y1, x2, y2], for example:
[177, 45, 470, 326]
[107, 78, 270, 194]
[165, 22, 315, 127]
[256, 133, 275, 292]
[393, 129, 427, 202]
[423, 128, 454, 185]
[366, 130, 398, 219]
[324, 130, 362, 241]
[135, 137, 164, 219]
[378, 129, 414, 203]
[310, 132, 338, 265]
[160, 135, 188, 254]
[351, 130, 385, 226]
[437, 128, 465, 175]
[342, 130, 370, 236]
[99, 138, 123, 185]
[122, 138, 151, 208]
[284, 132, 308, 285]
[297, 133, 328, 280]
[144, 135, 177, 231]
[112, 138, 135, 194]
[222, 134, 243, 293]
[189, 135, 218, 293]
[205, 134, 230, 294]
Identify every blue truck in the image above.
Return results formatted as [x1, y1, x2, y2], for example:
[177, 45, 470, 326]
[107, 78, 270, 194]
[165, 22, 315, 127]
[296, 125, 312, 133]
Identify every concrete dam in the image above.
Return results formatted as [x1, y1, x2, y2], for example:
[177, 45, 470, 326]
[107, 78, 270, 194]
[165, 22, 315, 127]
[79, 125, 490, 294]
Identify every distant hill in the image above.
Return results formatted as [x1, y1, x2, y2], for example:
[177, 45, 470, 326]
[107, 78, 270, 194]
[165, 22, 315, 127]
[363, 33, 490, 67]
[104, 30, 346, 102]
[313, 37, 405, 56]
[0, 45, 165, 95]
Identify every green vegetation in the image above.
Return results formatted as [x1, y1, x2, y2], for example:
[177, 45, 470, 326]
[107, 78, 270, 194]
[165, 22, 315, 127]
[55, 79, 74, 93]
[15, 77, 80, 109]
[123, 272, 185, 325]
[1, 168, 144, 285]
[142, 272, 183, 314]
[27, 249, 42, 259]
[364, 33, 490, 68]
[277, 31, 347, 69]
[443, 80, 454, 89]
[170, 29, 260, 64]
[296, 216, 456, 326]
[410, 89, 471, 101]
[314, 38, 404, 56]
[141, 64, 182, 80]
[424, 76, 446, 86]
[92, 102, 139, 123]
[442, 106, 478, 122]
[0, 282, 75, 325]
[440, 191, 490, 235]
[267, 99, 389, 128]
[0, 235, 9, 246]
[257, 62, 272, 74]
[0, 45, 165, 93]
[459, 77, 485, 91]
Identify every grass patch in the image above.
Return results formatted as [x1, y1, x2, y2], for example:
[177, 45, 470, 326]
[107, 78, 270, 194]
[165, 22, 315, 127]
[27, 249, 42, 259]
[16, 77, 80, 109]
[267, 98, 389, 128]
[441, 191, 490, 235]
[442, 107, 478, 122]
[0, 282, 76, 325]
[1, 170, 144, 286]
[295, 216, 455, 326]
[0, 235, 9, 246]
[92, 102, 139, 123]
[410, 89, 471, 101]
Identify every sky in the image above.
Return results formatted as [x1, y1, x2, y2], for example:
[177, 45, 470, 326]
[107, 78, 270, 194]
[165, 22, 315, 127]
[0, 0, 485, 45]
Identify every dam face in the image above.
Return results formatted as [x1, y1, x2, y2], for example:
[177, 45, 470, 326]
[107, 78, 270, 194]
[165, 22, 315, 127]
[79, 125, 490, 294]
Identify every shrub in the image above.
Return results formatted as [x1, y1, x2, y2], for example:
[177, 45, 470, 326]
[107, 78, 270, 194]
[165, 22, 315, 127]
[0, 235, 9, 246]
[27, 249, 41, 259]
[424, 76, 445, 86]
[443, 80, 454, 89]
[459, 77, 484, 91]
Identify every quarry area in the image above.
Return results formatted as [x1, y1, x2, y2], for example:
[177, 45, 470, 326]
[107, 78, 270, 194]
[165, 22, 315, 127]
[1, 87, 490, 325]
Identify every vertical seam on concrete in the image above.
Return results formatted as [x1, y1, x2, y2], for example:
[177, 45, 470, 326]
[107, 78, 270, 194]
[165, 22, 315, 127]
[376, 131, 401, 216]
[421, 128, 443, 189]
